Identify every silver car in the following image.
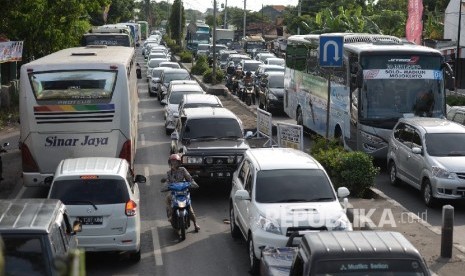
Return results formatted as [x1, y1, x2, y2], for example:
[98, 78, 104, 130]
[387, 117, 465, 207]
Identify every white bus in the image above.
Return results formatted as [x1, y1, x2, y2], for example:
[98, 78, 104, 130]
[284, 33, 455, 158]
[19, 45, 141, 186]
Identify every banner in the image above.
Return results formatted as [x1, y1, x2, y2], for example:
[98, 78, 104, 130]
[0, 41, 23, 63]
[406, 0, 423, 45]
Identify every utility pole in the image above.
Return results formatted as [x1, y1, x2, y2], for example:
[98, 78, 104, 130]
[261, 4, 264, 37]
[243, 0, 247, 39]
[224, 0, 227, 29]
[297, 0, 301, 35]
[213, 0, 217, 84]
[179, 0, 183, 46]
[457, 0, 464, 88]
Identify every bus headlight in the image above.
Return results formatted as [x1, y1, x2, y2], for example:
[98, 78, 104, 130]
[360, 130, 385, 145]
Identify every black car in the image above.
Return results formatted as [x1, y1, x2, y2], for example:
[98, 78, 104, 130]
[258, 71, 285, 113]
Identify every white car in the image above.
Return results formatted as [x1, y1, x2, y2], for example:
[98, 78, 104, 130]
[47, 157, 146, 262]
[264, 57, 285, 67]
[162, 84, 205, 134]
[146, 57, 169, 81]
[178, 94, 223, 115]
[229, 148, 351, 273]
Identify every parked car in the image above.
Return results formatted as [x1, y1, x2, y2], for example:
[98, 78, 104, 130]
[0, 198, 82, 275]
[229, 147, 351, 273]
[146, 52, 169, 62]
[255, 52, 276, 63]
[447, 105, 465, 125]
[170, 107, 250, 183]
[162, 84, 205, 134]
[157, 68, 191, 102]
[261, 231, 430, 276]
[257, 71, 285, 113]
[47, 157, 146, 262]
[178, 94, 223, 115]
[387, 117, 465, 207]
[165, 80, 202, 100]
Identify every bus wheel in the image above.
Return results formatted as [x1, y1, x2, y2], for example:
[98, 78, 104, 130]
[296, 108, 303, 126]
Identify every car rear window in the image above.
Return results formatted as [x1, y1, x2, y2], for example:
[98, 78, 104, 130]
[255, 169, 335, 203]
[49, 178, 129, 204]
[2, 235, 48, 276]
[183, 118, 243, 139]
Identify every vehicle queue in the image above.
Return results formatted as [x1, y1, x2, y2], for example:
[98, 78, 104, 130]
[1, 26, 460, 276]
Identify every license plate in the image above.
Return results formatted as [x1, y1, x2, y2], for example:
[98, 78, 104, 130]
[79, 216, 103, 225]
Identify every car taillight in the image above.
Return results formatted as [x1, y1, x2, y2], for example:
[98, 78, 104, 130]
[119, 140, 132, 165]
[125, 200, 137, 216]
[21, 142, 39, 172]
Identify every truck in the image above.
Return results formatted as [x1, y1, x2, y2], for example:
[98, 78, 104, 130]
[215, 28, 234, 46]
[242, 35, 266, 58]
[137, 20, 149, 40]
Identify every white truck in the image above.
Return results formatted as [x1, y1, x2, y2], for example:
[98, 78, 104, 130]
[215, 28, 234, 45]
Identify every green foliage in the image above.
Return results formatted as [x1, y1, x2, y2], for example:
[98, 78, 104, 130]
[447, 95, 465, 106]
[191, 58, 209, 75]
[169, 0, 185, 44]
[202, 68, 225, 84]
[179, 51, 193, 63]
[311, 136, 380, 198]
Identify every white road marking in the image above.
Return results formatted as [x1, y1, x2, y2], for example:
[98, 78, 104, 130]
[151, 227, 163, 266]
[144, 166, 150, 186]
[140, 133, 145, 146]
[138, 112, 142, 121]
[14, 186, 26, 199]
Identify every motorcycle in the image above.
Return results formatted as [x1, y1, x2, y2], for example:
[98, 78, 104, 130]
[161, 180, 196, 240]
[0, 142, 9, 182]
[244, 82, 254, 106]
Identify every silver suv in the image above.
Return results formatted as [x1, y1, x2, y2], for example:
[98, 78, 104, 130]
[387, 117, 465, 207]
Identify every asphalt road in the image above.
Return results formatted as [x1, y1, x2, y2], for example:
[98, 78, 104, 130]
[1, 50, 464, 274]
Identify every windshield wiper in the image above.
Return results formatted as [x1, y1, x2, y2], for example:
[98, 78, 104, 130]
[219, 135, 242, 140]
[65, 200, 98, 210]
[275, 199, 309, 203]
[189, 136, 218, 141]
[307, 197, 334, 202]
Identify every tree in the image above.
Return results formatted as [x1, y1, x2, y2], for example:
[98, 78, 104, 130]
[169, 0, 185, 45]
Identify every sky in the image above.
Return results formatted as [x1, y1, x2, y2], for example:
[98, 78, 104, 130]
[163, 0, 299, 13]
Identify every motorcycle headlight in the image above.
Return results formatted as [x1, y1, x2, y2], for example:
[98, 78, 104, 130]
[183, 156, 203, 164]
[330, 215, 352, 231]
[268, 93, 278, 100]
[432, 166, 457, 179]
[257, 215, 281, 234]
[177, 201, 187, 208]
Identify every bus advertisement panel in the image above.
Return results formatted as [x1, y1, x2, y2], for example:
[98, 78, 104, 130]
[19, 46, 141, 186]
[284, 33, 455, 158]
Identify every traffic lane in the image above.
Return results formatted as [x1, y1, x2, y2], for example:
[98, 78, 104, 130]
[87, 71, 250, 275]
[374, 166, 465, 250]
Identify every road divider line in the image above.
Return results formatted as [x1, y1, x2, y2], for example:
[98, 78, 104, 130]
[151, 227, 163, 266]
[140, 133, 145, 146]
[144, 166, 150, 186]
[138, 112, 142, 121]
[14, 186, 26, 200]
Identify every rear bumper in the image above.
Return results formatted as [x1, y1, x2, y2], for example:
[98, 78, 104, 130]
[77, 231, 140, 252]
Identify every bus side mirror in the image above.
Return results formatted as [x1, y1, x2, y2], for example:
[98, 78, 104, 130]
[442, 62, 455, 91]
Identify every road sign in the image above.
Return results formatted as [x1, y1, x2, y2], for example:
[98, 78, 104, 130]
[319, 36, 343, 67]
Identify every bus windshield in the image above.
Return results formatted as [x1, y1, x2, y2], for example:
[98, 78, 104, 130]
[359, 54, 444, 120]
[29, 70, 117, 101]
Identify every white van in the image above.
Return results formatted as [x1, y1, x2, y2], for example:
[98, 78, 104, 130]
[46, 157, 146, 262]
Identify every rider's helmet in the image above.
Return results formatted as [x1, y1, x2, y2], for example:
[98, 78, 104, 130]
[168, 153, 181, 166]
[246, 71, 252, 77]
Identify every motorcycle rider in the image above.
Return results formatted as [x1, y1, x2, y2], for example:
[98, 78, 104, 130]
[162, 153, 200, 231]
[232, 65, 244, 95]
[243, 71, 255, 104]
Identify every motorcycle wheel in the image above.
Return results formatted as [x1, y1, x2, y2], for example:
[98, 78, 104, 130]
[179, 213, 186, 241]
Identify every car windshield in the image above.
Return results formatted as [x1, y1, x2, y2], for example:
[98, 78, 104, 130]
[152, 69, 164, 78]
[255, 169, 335, 203]
[164, 73, 190, 83]
[49, 179, 129, 204]
[183, 118, 243, 139]
[243, 63, 261, 72]
[3, 235, 48, 276]
[268, 75, 284, 88]
[425, 133, 465, 156]
[169, 91, 203, 104]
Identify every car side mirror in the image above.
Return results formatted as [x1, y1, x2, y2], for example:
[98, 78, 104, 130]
[171, 132, 179, 140]
[135, 175, 146, 183]
[337, 187, 350, 198]
[244, 131, 254, 139]
[161, 99, 167, 105]
[411, 147, 422, 154]
[234, 189, 251, 201]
